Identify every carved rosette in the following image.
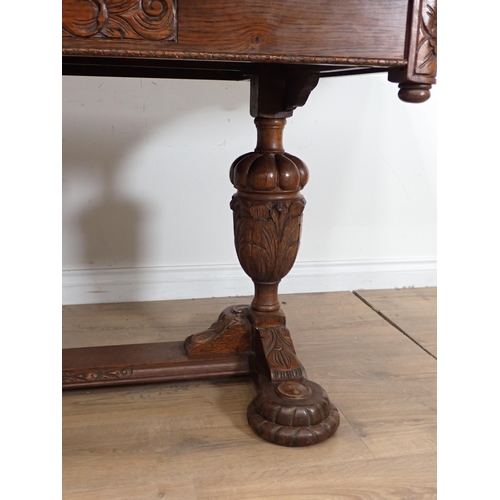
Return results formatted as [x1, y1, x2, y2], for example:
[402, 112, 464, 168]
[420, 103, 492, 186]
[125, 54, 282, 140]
[62, 0, 177, 41]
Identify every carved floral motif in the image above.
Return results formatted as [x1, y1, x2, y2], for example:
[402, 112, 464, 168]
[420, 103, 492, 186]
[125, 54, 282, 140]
[63, 367, 133, 384]
[415, 1, 437, 76]
[390, 0, 437, 102]
[231, 197, 305, 283]
[62, 0, 177, 41]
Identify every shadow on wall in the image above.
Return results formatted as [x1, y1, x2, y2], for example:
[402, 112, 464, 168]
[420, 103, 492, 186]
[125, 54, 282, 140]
[77, 165, 142, 270]
[62, 72, 437, 306]
[62, 77, 150, 273]
[62, 75, 250, 302]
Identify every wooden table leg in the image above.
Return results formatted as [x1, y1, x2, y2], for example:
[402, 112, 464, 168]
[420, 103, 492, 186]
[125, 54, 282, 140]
[186, 67, 340, 446]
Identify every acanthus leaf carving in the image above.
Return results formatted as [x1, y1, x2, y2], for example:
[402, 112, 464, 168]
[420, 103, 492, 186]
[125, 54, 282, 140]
[257, 326, 303, 381]
[230, 196, 305, 284]
[415, 1, 437, 77]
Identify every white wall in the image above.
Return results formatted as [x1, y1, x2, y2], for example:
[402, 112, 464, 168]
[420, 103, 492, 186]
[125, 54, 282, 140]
[62, 72, 437, 304]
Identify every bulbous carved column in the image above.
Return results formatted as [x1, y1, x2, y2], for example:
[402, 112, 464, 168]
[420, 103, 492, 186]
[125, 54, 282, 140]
[187, 68, 340, 447]
[229, 117, 308, 313]
[230, 116, 340, 447]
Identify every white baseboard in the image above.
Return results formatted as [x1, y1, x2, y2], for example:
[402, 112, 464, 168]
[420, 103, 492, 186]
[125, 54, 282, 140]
[62, 258, 437, 305]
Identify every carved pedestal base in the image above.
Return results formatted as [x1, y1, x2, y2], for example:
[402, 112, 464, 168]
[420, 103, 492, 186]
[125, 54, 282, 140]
[185, 304, 340, 447]
[248, 379, 340, 447]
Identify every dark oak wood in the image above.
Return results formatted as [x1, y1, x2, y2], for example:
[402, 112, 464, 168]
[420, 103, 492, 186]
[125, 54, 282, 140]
[63, 341, 250, 389]
[63, 0, 409, 65]
[63, 0, 178, 41]
[184, 305, 253, 356]
[62, 1, 437, 100]
[389, 0, 437, 102]
[62, 0, 437, 447]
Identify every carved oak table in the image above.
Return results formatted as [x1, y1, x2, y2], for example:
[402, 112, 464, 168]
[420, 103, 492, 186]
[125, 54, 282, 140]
[62, 0, 437, 447]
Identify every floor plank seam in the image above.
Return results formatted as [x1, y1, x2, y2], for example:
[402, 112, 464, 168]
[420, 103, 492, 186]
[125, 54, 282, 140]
[336, 409, 376, 460]
[352, 291, 437, 360]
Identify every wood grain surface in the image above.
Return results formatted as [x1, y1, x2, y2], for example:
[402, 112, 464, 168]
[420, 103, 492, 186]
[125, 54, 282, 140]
[63, 290, 436, 499]
[62, 0, 409, 64]
[355, 287, 437, 357]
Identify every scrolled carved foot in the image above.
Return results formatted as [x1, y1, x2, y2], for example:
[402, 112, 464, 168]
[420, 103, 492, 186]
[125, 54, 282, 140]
[184, 305, 252, 357]
[247, 378, 340, 447]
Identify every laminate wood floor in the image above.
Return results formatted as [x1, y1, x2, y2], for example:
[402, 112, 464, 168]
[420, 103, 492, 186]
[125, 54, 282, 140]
[62, 288, 437, 500]
[354, 287, 437, 358]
